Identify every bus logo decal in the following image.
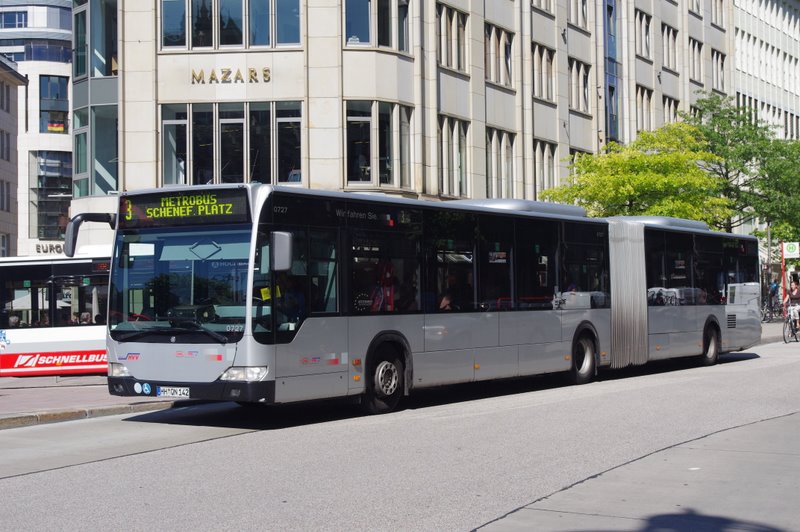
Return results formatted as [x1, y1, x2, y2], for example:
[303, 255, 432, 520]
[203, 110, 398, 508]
[120, 353, 140, 361]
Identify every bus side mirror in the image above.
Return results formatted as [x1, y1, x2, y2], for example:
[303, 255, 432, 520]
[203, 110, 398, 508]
[65, 213, 117, 257]
[271, 231, 293, 272]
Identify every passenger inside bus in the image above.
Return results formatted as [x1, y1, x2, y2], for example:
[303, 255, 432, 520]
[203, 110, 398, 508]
[439, 272, 472, 311]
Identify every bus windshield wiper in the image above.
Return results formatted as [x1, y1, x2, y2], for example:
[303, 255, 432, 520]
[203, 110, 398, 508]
[117, 323, 228, 343]
[169, 320, 229, 344]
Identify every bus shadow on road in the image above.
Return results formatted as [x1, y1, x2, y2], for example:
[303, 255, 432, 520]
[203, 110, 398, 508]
[574, 507, 782, 532]
[123, 352, 761, 431]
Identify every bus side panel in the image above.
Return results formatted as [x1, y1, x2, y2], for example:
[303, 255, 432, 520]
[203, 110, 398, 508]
[274, 316, 350, 378]
[423, 313, 498, 352]
[274, 373, 349, 403]
[648, 306, 698, 359]
[502, 309, 567, 376]
[519, 342, 571, 375]
[415, 313, 497, 387]
[412, 349, 475, 387]
[499, 309, 561, 346]
[474, 346, 518, 381]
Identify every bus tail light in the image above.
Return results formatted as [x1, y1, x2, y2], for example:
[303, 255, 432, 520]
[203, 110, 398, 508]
[109, 362, 131, 377]
[219, 366, 269, 382]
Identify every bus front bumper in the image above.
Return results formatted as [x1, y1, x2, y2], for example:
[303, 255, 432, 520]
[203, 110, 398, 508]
[108, 376, 275, 403]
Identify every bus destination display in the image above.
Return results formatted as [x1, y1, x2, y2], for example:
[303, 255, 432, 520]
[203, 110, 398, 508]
[119, 189, 250, 228]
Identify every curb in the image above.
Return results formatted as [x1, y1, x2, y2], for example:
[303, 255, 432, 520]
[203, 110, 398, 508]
[0, 400, 177, 431]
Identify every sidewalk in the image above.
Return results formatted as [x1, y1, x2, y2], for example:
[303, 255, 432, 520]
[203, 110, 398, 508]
[0, 320, 787, 431]
[0, 375, 181, 429]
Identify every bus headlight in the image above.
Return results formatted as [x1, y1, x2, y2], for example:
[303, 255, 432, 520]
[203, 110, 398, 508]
[219, 366, 269, 382]
[108, 363, 131, 377]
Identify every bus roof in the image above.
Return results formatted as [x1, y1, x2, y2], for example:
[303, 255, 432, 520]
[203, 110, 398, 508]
[610, 215, 758, 241]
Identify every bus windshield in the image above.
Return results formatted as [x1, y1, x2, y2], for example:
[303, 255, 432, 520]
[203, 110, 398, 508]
[109, 224, 251, 344]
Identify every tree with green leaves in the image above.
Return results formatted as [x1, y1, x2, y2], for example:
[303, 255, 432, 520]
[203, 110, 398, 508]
[541, 122, 732, 226]
[681, 92, 777, 231]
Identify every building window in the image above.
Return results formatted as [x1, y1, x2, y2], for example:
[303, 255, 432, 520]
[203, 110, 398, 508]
[689, 38, 703, 83]
[92, 106, 118, 194]
[532, 0, 553, 14]
[711, 0, 724, 27]
[160, 101, 302, 186]
[89, 0, 118, 76]
[568, 58, 590, 114]
[533, 139, 556, 194]
[39, 76, 69, 135]
[486, 128, 514, 199]
[635, 10, 651, 59]
[0, 130, 10, 162]
[345, 0, 410, 51]
[636, 85, 653, 131]
[438, 116, 468, 197]
[532, 44, 555, 101]
[0, 233, 8, 257]
[663, 96, 679, 124]
[346, 101, 413, 188]
[0, 180, 9, 212]
[690, 0, 702, 16]
[31, 151, 71, 241]
[0, 11, 28, 28]
[162, 0, 300, 49]
[437, 4, 467, 73]
[662, 24, 678, 71]
[568, 0, 587, 29]
[485, 24, 513, 87]
[712, 49, 725, 91]
[74, 9, 87, 77]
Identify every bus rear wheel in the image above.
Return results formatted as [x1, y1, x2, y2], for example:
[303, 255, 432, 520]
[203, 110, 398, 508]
[700, 326, 720, 366]
[570, 335, 596, 385]
[363, 352, 404, 414]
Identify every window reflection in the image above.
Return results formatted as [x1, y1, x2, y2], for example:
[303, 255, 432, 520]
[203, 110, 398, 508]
[192, 0, 213, 47]
[249, 0, 270, 45]
[219, 0, 243, 45]
[276, 0, 300, 44]
[277, 102, 302, 183]
[162, 0, 186, 47]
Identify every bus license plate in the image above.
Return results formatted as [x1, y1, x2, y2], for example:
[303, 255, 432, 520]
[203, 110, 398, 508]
[157, 386, 190, 398]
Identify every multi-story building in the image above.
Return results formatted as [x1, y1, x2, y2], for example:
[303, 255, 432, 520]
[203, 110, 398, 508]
[69, 0, 800, 250]
[0, 0, 73, 256]
[0, 56, 26, 257]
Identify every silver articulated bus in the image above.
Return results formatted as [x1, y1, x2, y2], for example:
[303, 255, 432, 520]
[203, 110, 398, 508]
[65, 184, 760, 413]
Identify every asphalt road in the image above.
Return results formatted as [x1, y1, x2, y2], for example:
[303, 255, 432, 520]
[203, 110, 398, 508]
[1, 340, 798, 531]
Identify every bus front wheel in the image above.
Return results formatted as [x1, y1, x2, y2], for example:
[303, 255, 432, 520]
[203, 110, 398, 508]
[570, 335, 596, 385]
[363, 352, 404, 414]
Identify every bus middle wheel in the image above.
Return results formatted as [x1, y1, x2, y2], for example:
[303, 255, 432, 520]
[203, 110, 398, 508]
[570, 334, 596, 385]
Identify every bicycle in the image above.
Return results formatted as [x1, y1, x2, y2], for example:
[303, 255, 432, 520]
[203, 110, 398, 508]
[761, 296, 783, 322]
[783, 308, 799, 343]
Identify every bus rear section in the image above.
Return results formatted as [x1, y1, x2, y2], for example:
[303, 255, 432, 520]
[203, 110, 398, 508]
[607, 217, 760, 370]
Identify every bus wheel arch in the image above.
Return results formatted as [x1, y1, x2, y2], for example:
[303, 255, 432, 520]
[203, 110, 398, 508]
[700, 319, 721, 366]
[570, 323, 598, 385]
[362, 332, 411, 414]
